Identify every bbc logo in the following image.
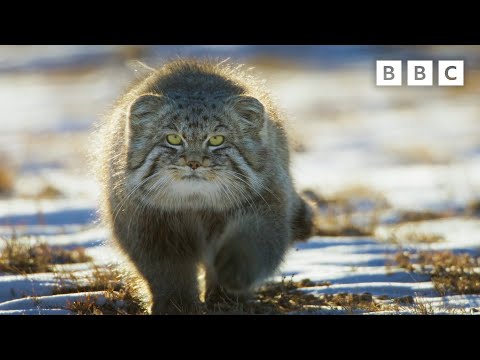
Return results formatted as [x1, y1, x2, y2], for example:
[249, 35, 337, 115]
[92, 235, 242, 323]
[376, 60, 464, 86]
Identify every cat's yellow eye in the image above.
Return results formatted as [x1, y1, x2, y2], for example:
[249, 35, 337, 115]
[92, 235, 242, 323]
[208, 135, 224, 146]
[167, 134, 182, 145]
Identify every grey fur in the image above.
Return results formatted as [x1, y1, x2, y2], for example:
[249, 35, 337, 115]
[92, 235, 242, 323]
[91, 59, 313, 314]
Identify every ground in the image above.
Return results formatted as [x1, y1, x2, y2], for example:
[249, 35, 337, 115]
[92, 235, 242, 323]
[0, 46, 479, 315]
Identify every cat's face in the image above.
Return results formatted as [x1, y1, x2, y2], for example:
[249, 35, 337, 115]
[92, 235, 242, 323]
[124, 93, 268, 211]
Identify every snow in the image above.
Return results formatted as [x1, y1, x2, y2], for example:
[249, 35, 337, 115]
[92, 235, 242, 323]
[0, 291, 106, 315]
[0, 272, 61, 303]
[1, 45, 479, 315]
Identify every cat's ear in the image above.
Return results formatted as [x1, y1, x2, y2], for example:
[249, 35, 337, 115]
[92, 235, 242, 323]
[228, 95, 265, 129]
[126, 94, 171, 168]
[128, 94, 171, 128]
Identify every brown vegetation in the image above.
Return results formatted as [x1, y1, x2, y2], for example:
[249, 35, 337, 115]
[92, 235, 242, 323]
[0, 235, 92, 274]
[391, 250, 480, 296]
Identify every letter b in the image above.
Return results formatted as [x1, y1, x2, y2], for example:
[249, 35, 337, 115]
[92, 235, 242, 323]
[408, 61, 432, 86]
[376, 61, 402, 86]
[384, 66, 395, 80]
[415, 66, 426, 80]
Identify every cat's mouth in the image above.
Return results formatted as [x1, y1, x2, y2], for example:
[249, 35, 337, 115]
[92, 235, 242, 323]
[181, 173, 204, 180]
[172, 166, 213, 181]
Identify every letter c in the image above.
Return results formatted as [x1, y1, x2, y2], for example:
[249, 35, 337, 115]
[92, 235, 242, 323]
[445, 66, 457, 80]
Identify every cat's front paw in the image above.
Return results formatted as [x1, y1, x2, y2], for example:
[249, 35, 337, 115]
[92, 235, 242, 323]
[214, 248, 259, 293]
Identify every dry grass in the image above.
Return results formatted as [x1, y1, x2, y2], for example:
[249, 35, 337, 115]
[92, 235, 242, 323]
[53, 266, 122, 294]
[64, 273, 330, 315]
[0, 235, 92, 274]
[67, 287, 145, 315]
[387, 231, 445, 245]
[396, 210, 453, 223]
[393, 251, 416, 272]
[205, 278, 327, 314]
[61, 273, 393, 315]
[67, 295, 105, 315]
[393, 295, 415, 305]
[36, 185, 64, 199]
[391, 250, 480, 296]
[466, 200, 480, 216]
[205, 277, 399, 315]
[419, 252, 480, 296]
[59, 271, 406, 315]
[303, 186, 388, 237]
[320, 292, 386, 314]
[19, 184, 65, 200]
[388, 145, 451, 165]
[312, 220, 374, 237]
[67, 273, 382, 315]
[411, 298, 435, 315]
[56, 266, 146, 315]
[0, 167, 15, 197]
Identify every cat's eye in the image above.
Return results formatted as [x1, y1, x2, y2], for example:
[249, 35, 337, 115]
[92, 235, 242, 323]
[166, 134, 182, 145]
[208, 135, 224, 146]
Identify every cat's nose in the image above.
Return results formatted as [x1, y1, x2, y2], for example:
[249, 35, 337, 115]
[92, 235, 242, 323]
[187, 160, 202, 170]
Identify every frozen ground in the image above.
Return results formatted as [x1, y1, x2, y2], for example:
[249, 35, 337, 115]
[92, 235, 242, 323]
[0, 46, 479, 314]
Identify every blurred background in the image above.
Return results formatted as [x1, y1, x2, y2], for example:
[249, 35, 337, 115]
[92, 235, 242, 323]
[0, 45, 479, 223]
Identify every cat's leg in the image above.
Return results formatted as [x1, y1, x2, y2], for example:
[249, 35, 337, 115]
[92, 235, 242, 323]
[118, 232, 201, 314]
[145, 259, 200, 315]
[212, 212, 290, 295]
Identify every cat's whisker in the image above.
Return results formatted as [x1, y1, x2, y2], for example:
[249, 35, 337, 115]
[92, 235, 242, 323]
[221, 170, 273, 212]
[112, 171, 163, 229]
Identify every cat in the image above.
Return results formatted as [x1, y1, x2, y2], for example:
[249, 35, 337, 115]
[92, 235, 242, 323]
[91, 59, 313, 314]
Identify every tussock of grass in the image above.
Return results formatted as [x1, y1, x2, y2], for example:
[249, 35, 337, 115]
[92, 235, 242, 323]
[53, 266, 122, 294]
[411, 298, 435, 315]
[466, 200, 480, 216]
[36, 185, 64, 199]
[67, 295, 104, 315]
[393, 295, 414, 305]
[388, 231, 444, 244]
[389, 145, 451, 165]
[0, 235, 92, 274]
[397, 210, 452, 223]
[56, 266, 146, 315]
[19, 184, 64, 200]
[250, 278, 329, 314]
[67, 288, 145, 315]
[321, 292, 391, 314]
[393, 251, 415, 272]
[0, 165, 14, 197]
[312, 223, 373, 237]
[419, 252, 480, 296]
[391, 250, 480, 296]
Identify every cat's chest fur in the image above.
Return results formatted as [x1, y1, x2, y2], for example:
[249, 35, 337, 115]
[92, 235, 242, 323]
[114, 205, 232, 255]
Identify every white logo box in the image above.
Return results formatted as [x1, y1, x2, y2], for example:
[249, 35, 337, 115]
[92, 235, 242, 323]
[376, 60, 464, 86]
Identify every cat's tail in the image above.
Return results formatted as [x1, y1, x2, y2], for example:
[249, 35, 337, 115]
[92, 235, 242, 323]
[291, 193, 316, 242]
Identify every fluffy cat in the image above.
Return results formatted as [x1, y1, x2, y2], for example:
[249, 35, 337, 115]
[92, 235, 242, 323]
[92, 59, 313, 314]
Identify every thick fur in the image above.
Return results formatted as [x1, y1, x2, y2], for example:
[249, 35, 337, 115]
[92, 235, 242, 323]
[91, 59, 313, 314]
